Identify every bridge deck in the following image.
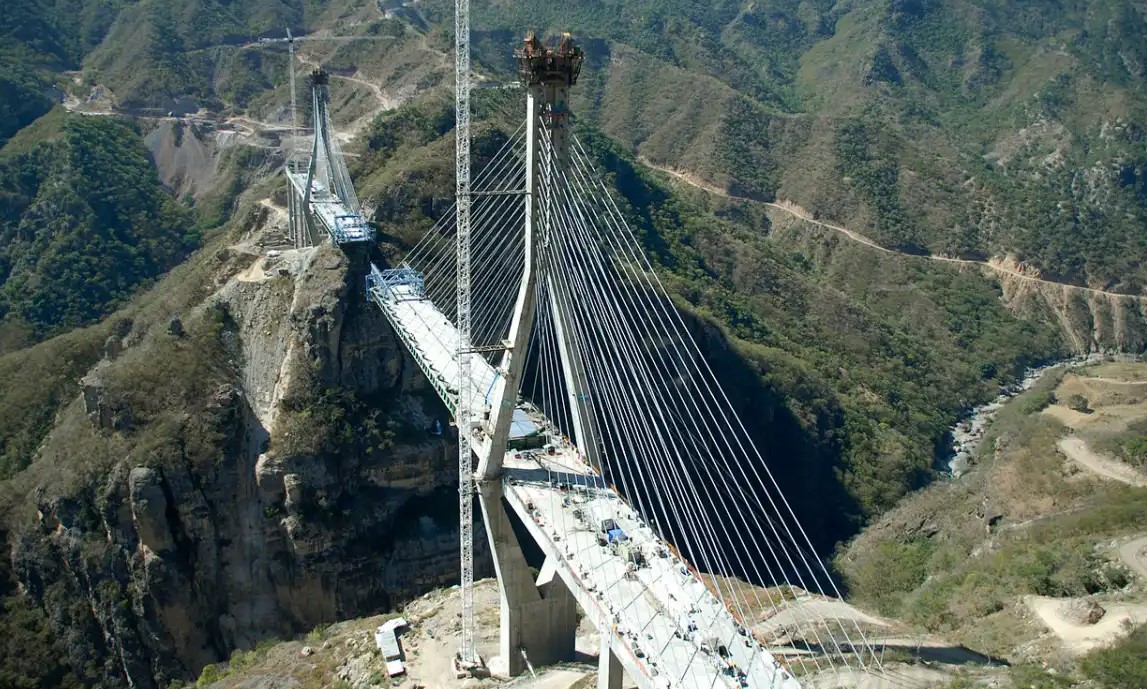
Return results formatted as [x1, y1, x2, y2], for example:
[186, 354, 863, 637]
[367, 280, 542, 440]
[503, 451, 801, 689]
[368, 278, 801, 689]
[287, 171, 373, 244]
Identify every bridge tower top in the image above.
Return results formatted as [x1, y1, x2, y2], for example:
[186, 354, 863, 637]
[514, 33, 582, 168]
[514, 32, 584, 86]
[309, 68, 330, 87]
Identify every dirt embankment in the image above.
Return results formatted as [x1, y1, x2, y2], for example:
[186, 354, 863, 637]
[994, 263, 1147, 354]
[1014, 365, 1147, 654]
[1057, 436, 1147, 487]
[1024, 595, 1147, 655]
[144, 120, 221, 200]
[1044, 367, 1147, 486]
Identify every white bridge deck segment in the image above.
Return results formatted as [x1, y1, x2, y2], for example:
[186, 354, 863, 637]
[367, 268, 803, 689]
[288, 171, 371, 244]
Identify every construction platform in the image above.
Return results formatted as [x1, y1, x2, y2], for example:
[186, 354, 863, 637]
[287, 171, 373, 244]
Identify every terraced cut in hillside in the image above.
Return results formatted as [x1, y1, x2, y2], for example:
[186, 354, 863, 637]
[842, 360, 1147, 679]
[1045, 365, 1147, 488]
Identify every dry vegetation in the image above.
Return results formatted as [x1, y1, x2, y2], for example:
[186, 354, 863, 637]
[840, 360, 1147, 687]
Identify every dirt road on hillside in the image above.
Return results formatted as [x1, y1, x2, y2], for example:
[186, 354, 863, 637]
[756, 599, 887, 637]
[1026, 595, 1147, 654]
[640, 160, 1147, 304]
[1119, 536, 1147, 581]
[1058, 436, 1147, 487]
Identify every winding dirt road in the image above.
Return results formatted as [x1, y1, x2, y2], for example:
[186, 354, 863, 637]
[1119, 536, 1147, 581]
[641, 160, 1147, 304]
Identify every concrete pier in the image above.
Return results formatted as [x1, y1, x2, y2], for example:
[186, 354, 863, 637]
[479, 482, 577, 676]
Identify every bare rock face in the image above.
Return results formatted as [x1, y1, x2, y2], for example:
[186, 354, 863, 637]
[1059, 598, 1106, 625]
[12, 244, 480, 689]
[128, 467, 174, 555]
[993, 254, 1147, 353]
[80, 367, 129, 430]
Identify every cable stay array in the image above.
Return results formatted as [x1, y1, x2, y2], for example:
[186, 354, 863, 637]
[402, 125, 528, 360]
[375, 119, 897, 684]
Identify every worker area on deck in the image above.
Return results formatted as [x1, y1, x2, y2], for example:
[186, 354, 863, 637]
[287, 172, 373, 244]
[502, 441, 803, 689]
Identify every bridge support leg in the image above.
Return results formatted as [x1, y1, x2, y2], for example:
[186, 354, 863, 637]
[478, 482, 577, 677]
[597, 633, 622, 689]
[287, 184, 300, 248]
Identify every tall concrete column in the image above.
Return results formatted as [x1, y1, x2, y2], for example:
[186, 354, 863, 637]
[470, 34, 588, 679]
[598, 632, 623, 689]
[478, 482, 577, 676]
[547, 273, 605, 472]
[476, 86, 543, 479]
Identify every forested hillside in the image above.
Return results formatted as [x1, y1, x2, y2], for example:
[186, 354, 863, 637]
[0, 116, 197, 349]
[0, 0, 125, 146]
[439, 0, 1147, 292]
[23, 0, 1145, 292]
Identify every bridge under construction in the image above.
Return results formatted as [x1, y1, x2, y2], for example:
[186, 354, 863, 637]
[282, 20, 890, 689]
[286, 68, 373, 248]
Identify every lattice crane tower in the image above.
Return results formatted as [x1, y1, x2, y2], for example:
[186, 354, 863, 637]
[454, 0, 478, 668]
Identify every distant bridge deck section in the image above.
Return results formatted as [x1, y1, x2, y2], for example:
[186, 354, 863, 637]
[367, 264, 802, 689]
[288, 170, 373, 245]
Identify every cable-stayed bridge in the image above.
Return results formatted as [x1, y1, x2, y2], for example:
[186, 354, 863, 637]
[356, 34, 890, 689]
[285, 68, 373, 248]
[280, 20, 892, 689]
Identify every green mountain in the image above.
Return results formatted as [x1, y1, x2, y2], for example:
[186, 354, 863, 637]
[0, 115, 198, 349]
[2, 0, 1136, 573]
[0, 2, 1145, 688]
[0, 0, 126, 146]
[446, 0, 1147, 292]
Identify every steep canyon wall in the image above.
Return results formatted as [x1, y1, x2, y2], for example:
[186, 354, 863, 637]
[9, 241, 475, 688]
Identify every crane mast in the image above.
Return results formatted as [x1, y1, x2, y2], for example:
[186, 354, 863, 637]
[287, 28, 299, 167]
[454, 0, 477, 668]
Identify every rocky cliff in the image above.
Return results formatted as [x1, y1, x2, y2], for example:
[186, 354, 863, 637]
[6, 225, 475, 689]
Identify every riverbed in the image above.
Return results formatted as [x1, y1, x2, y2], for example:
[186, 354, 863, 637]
[944, 354, 1107, 476]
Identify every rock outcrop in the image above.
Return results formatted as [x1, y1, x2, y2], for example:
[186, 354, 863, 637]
[1059, 598, 1106, 626]
[9, 242, 480, 689]
[993, 256, 1147, 354]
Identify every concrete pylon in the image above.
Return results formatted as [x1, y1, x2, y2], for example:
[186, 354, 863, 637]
[478, 482, 578, 676]
[477, 32, 586, 480]
[475, 85, 542, 480]
[471, 33, 588, 679]
[598, 632, 623, 689]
